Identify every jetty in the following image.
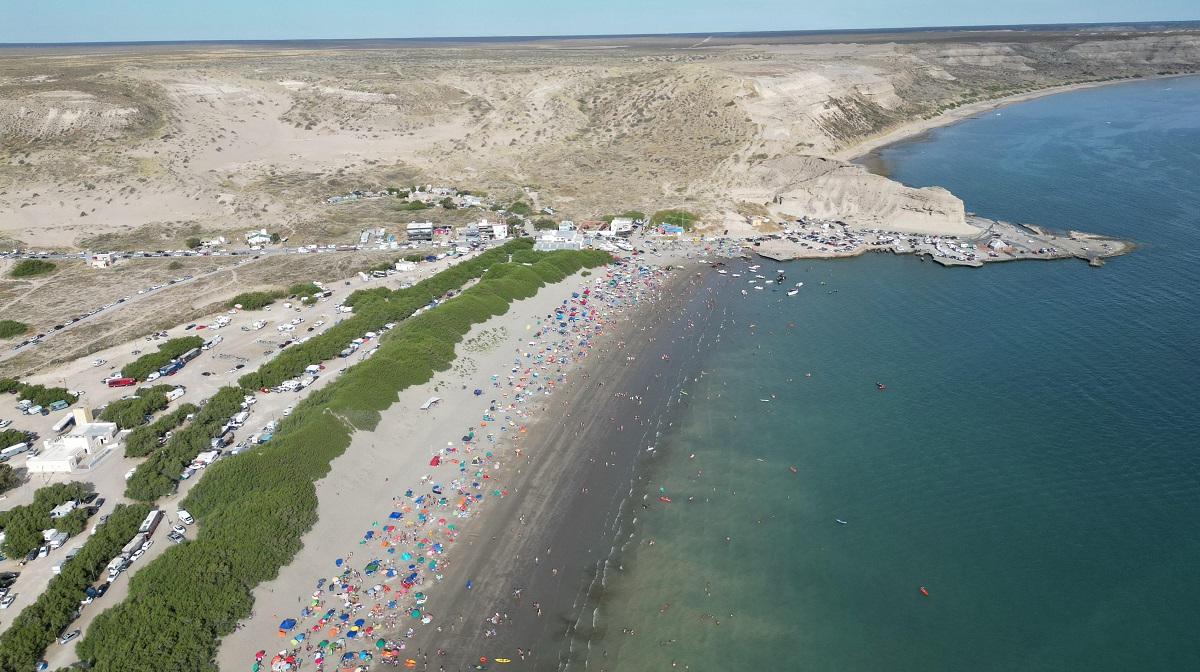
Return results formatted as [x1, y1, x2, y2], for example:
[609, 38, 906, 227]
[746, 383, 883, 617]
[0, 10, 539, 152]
[750, 216, 1131, 267]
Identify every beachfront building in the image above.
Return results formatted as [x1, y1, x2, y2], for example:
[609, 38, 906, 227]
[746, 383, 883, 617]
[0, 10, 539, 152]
[534, 230, 586, 251]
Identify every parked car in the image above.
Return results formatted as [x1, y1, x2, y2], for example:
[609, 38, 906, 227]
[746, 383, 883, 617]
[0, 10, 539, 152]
[0, 594, 15, 609]
[59, 629, 81, 645]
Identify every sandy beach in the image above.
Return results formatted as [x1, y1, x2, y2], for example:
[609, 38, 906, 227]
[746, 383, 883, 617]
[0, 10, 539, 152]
[215, 243, 733, 671]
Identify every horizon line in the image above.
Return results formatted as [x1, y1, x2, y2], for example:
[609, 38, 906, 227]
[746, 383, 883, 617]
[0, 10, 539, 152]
[4, 19, 1200, 49]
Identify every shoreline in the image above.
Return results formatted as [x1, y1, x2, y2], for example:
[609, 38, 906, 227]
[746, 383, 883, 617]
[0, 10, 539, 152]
[835, 73, 1190, 162]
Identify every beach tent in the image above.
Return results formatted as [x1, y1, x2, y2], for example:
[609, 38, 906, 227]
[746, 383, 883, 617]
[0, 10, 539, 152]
[420, 397, 442, 411]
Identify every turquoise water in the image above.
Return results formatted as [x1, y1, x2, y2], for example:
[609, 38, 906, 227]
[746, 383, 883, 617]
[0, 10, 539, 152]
[570, 77, 1200, 671]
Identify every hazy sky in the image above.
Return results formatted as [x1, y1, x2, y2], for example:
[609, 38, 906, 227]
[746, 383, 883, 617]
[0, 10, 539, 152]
[2, 0, 1196, 43]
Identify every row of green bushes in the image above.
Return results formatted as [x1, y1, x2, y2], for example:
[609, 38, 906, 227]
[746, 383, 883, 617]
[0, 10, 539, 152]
[0, 379, 78, 409]
[76, 248, 612, 672]
[0, 320, 28, 339]
[123, 403, 198, 458]
[227, 290, 285, 310]
[98, 389, 169, 430]
[288, 282, 323, 298]
[0, 428, 28, 450]
[120, 336, 204, 382]
[237, 238, 535, 391]
[9, 259, 56, 278]
[0, 482, 88, 559]
[123, 387, 244, 502]
[0, 502, 150, 672]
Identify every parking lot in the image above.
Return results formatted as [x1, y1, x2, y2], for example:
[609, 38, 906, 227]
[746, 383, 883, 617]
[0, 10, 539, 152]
[0, 249, 479, 657]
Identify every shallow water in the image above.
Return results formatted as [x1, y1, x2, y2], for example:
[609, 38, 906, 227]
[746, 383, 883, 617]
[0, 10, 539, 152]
[568, 76, 1200, 671]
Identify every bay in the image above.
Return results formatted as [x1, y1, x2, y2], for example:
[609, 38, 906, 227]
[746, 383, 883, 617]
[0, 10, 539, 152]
[565, 75, 1200, 672]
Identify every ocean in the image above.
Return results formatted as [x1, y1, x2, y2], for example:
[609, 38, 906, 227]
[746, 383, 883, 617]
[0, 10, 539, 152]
[556, 76, 1200, 671]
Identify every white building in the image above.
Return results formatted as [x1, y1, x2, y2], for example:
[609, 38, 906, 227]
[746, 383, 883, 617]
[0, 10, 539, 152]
[27, 408, 120, 474]
[88, 252, 117, 269]
[246, 229, 273, 246]
[610, 217, 634, 236]
[534, 231, 586, 251]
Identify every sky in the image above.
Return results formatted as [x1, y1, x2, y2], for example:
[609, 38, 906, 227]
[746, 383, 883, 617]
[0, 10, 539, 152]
[1, 0, 1196, 44]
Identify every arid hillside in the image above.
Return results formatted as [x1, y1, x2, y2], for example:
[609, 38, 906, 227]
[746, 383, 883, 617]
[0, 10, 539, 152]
[2, 26, 1199, 246]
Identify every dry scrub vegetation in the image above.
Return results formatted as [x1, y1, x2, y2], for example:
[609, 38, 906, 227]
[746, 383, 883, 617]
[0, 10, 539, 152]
[3, 29, 1199, 251]
[0, 28, 1197, 350]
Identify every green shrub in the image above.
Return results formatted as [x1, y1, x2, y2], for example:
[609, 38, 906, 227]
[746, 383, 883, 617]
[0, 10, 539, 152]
[9, 259, 56, 277]
[288, 282, 322, 298]
[227, 290, 285, 310]
[120, 336, 204, 382]
[0, 482, 88, 559]
[395, 200, 430, 211]
[603, 211, 646, 223]
[650, 209, 700, 230]
[0, 464, 19, 494]
[123, 403, 198, 458]
[99, 391, 169, 429]
[0, 379, 77, 409]
[507, 201, 534, 216]
[0, 320, 28, 339]
[0, 502, 150, 672]
[0, 428, 28, 450]
[533, 219, 557, 230]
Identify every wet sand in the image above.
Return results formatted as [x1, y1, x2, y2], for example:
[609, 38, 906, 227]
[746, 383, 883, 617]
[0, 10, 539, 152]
[402, 271, 716, 671]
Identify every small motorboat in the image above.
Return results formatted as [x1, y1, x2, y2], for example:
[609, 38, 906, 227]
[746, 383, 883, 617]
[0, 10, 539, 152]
[787, 289, 799, 296]
[659, 496, 672, 503]
[876, 382, 886, 389]
[836, 519, 848, 525]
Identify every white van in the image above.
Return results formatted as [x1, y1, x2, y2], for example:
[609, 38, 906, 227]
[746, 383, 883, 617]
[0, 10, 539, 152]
[177, 510, 194, 525]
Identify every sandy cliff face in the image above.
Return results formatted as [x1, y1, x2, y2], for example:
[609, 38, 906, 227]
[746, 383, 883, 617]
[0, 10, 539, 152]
[1, 30, 1199, 247]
